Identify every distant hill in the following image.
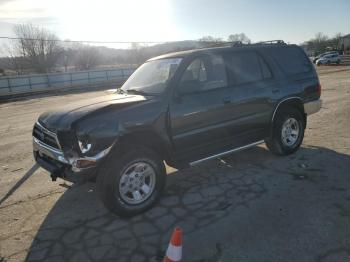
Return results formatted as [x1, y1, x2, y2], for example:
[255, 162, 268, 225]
[93, 40, 214, 65]
[0, 40, 220, 74]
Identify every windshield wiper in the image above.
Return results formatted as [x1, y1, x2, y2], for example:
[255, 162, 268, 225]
[126, 89, 156, 96]
[115, 88, 126, 94]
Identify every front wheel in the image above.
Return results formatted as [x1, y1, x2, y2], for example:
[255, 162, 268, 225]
[97, 146, 166, 216]
[265, 107, 305, 155]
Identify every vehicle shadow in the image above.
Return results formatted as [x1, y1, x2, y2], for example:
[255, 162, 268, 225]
[0, 164, 39, 206]
[25, 145, 350, 261]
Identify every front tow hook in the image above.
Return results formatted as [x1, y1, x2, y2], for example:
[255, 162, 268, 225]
[50, 169, 64, 181]
[50, 172, 58, 181]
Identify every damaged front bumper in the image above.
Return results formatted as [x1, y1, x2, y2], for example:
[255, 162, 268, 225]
[33, 137, 111, 180]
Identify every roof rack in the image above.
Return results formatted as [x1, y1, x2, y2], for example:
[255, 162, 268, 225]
[228, 40, 286, 47]
[196, 39, 286, 50]
[254, 40, 286, 45]
[230, 41, 244, 47]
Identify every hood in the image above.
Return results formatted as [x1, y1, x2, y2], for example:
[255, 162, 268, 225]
[38, 93, 147, 132]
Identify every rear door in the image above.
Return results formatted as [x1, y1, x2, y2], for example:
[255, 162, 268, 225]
[169, 54, 234, 161]
[223, 51, 275, 141]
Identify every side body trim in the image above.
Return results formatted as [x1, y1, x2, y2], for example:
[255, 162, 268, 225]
[189, 140, 264, 166]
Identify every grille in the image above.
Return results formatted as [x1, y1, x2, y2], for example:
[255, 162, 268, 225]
[33, 122, 60, 150]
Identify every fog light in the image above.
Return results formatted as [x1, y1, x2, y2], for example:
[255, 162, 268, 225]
[78, 140, 92, 153]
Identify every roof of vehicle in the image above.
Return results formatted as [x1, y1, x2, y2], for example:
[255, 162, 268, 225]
[320, 53, 339, 58]
[148, 41, 299, 61]
[321, 51, 339, 55]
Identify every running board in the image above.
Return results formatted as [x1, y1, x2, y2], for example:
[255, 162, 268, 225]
[189, 140, 265, 166]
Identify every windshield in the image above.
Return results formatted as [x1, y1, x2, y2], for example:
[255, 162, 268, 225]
[121, 58, 182, 94]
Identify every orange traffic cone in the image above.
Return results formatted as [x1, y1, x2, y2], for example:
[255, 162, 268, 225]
[164, 227, 183, 262]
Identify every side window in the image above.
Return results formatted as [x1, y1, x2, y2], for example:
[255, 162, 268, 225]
[267, 47, 311, 75]
[180, 55, 227, 91]
[181, 59, 207, 82]
[258, 56, 272, 79]
[226, 52, 268, 85]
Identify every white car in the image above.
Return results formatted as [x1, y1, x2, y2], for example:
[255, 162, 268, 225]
[316, 53, 341, 66]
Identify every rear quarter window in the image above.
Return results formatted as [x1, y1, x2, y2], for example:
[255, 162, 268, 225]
[268, 47, 312, 75]
[225, 51, 272, 85]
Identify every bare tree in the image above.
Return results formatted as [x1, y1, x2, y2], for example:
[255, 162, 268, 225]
[314, 32, 329, 45]
[227, 33, 251, 44]
[128, 43, 148, 64]
[304, 32, 344, 55]
[308, 32, 329, 54]
[2, 41, 27, 74]
[9, 24, 62, 73]
[73, 44, 100, 71]
[199, 36, 223, 42]
[329, 33, 343, 50]
[197, 36, 224, 48]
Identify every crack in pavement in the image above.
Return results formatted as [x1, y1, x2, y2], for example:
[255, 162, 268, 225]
[23, 161, 267, 261]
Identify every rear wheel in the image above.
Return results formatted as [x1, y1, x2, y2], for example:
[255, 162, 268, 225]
[97, 146, 166, 216]
[265, 107, 305, 155]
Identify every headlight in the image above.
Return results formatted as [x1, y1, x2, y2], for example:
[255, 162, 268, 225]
[78, 140, 92, 153]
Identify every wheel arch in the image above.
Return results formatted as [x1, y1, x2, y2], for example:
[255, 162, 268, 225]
[113, 130, 171, 161]
[270, 97, 306, 134]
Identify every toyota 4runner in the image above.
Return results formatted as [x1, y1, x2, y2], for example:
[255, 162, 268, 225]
[33, 41, 322, 216]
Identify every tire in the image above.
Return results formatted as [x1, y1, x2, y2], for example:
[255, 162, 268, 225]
[326, 60, 331, 65]
[265, 107, 305, 156]
[97, 146, 166, 217]
[336, 60, 340, 65]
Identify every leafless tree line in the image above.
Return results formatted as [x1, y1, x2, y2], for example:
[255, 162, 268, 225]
[199, 33, 251, 44]
[6, 24, 62, 74]
[2, 24, 102, 75]
[2, 24, 347, 76]
[1, 24, 254, 75]
[303, 32, 344, 55]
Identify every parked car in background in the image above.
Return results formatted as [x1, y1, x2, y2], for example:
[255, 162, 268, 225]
[312, 51, 339, 63]
[316, 53, 341, 66]
[32, 41, 322, 216]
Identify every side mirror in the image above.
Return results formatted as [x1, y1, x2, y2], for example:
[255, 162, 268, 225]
[177, 80, 201, 96]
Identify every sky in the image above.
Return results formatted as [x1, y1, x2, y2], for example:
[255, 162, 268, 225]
[0, 0, 350, 46]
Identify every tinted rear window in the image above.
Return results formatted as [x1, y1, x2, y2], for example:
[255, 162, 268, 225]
[268, 47, 311, 75]
[226, 51, 271, 85]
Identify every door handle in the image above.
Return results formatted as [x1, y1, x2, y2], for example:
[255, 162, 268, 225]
[272, 88, 279, 94]
[222, 97, 231, 104]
